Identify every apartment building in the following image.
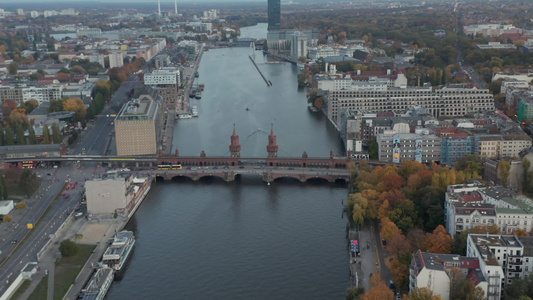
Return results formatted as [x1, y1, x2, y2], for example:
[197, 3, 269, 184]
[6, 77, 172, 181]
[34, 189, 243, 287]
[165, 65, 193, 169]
[0, 86, 24, 105]
[326, 85, 494, 126]
[376, 130, 442, 163]
[409, 250, 487, 300]
[478, 134, 532, 159]
[466, 234, 533, 299]
[445, 184, 533, 238]
[144, 67, 180, 109]
[114, 96, 160, 156]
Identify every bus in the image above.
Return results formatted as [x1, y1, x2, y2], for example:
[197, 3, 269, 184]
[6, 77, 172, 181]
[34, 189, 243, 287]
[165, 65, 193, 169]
[172, 164, 182, 170]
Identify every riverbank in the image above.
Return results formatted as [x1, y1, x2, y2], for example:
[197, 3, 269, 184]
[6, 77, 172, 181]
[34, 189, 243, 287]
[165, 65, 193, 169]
[15, 178, 153, 300]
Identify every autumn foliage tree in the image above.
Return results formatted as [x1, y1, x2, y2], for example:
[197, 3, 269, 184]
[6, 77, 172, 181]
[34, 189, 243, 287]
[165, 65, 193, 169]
[361, 273, 394, 300]
[424, 225, 452, 254]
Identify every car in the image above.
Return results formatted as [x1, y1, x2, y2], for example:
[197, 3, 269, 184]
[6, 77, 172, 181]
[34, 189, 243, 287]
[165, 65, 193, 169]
[47, 173, 52, 176]
[71, 186, 76, 189]
[213, 166, 218, 169]
[288, 167, 294, 170]
[382, 238, 387, 245]
[11, 239, 17, 244]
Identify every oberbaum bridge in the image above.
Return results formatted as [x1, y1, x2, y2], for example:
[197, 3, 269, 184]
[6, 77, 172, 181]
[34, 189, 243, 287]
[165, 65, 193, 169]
[3, 127, 370, 184]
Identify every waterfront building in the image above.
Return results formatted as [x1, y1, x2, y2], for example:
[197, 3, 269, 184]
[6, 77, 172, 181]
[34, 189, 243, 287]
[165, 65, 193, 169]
[466, 234, 533, 299]
[115, 96, 160, 156]
[409, 249, 487, 300]
[86, 171, 151, 218]
[376, 130, 442, 164]
[291, 31, 307, 59]
[144, 67, 180, 109]
[326, 85, 495, 126]
[267, 0, 281, 31]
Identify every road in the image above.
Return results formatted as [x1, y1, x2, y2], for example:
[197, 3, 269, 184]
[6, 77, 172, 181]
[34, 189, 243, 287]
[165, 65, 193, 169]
[0, 166, 87, 297]
[0, 56, 152, 298]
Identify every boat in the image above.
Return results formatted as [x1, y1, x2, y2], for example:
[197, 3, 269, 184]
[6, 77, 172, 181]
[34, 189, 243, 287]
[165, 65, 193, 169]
[189, 90, 196, 98]
[195, 72, 199, 78]
[79, 267, 114, 300]
[195, 92, 202, 99]
[102, 231, 135, 275]
[191, 106, 198, 117]
[199, 84, 205, 91]
[178, 114, 192, 119]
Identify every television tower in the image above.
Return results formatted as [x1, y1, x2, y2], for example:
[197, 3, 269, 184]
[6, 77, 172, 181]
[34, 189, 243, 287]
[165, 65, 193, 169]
[174, 0, 178, 15]
[158, 0, 161, 17]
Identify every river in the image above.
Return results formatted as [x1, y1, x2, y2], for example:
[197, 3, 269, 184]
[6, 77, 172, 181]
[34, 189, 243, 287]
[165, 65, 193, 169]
[105, 23, 349, 300]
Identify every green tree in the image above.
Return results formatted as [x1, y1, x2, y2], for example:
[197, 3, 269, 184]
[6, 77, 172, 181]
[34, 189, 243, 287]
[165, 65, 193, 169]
[22, 99, 39, 114]
[8, 62, 18, 75]
[0, 175, 8, 200]
[369, 137, 378, 159]
[15, 123, 25, 145]
[18, 169, 39, 196]
[43, 124, 51, 144]
[48, 99, 64, 113]
[0, 123, 4, 146]
[28, 126, 37, 144]
[505, 276, 533, 299]
[346, 286, 365, 300]
[523, 157, 531, 193]
[458, 280, 486, 300]
[51, 123, 62, 144]
[498, 160, 511, 187]
[4, 126, 14, 145]
[59, 239, 80, 257]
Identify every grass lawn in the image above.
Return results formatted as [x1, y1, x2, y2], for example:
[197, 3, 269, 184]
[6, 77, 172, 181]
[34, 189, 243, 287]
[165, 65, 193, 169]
[54, 244, 95, 300]
[26, 276, 48, 300]
[10, 279, 31, 300]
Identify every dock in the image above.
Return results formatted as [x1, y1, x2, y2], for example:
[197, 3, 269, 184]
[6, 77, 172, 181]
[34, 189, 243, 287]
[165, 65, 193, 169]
[248, 55, 272, 87]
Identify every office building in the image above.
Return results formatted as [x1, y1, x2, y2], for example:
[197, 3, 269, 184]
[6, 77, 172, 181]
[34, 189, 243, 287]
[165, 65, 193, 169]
[115, 96, 160, 156]
[144, 67, 180, 109]
[268, 0, 281, 31]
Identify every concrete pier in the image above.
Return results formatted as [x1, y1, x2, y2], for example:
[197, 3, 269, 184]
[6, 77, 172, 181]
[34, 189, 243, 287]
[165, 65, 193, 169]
[248, 55, 271, 86]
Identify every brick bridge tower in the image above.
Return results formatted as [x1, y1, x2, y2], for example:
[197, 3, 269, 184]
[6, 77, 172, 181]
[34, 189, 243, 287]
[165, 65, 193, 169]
[267, 124, 278, 157]
[229, 124, 241, 157]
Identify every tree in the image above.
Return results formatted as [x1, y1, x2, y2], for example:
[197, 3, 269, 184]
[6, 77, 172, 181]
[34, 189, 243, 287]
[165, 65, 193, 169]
[74, 233, 83, 242]
[8, 62, 18, 75]
[405, 287, 442, 300]
[18, 169, 39, 196]
[361, 274, 394, 300]
[458, 280, 486, 300]
[15, 123, 25, 145]
[51, 123, 62, 144]
[380, 217, 402, 242]
[387, 234, 410, 259]
[59, 239, 80, 257]
[369, 137, 378, 159]
[22, 99, 39, 114]
[48, 99, 64, 113]
[298, 56, 307, 63]
[4, 125, 14, 145]
[498, 160, 511, 187]
[0, 175, 8, 199]
[424, 225, 452, 254]
[63, 97, 87, 122]
[390, 258, 409, 291]
[43, 124, 50, 144]
[505, 277, 533, 299]
[0, 123, 4, 146]
[15, 202, 27, 209]
[346, 286, 365, 300]
[3, 215, 13, 222]
[523, 158, 531, 193]
[28, 126, 37, 144]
